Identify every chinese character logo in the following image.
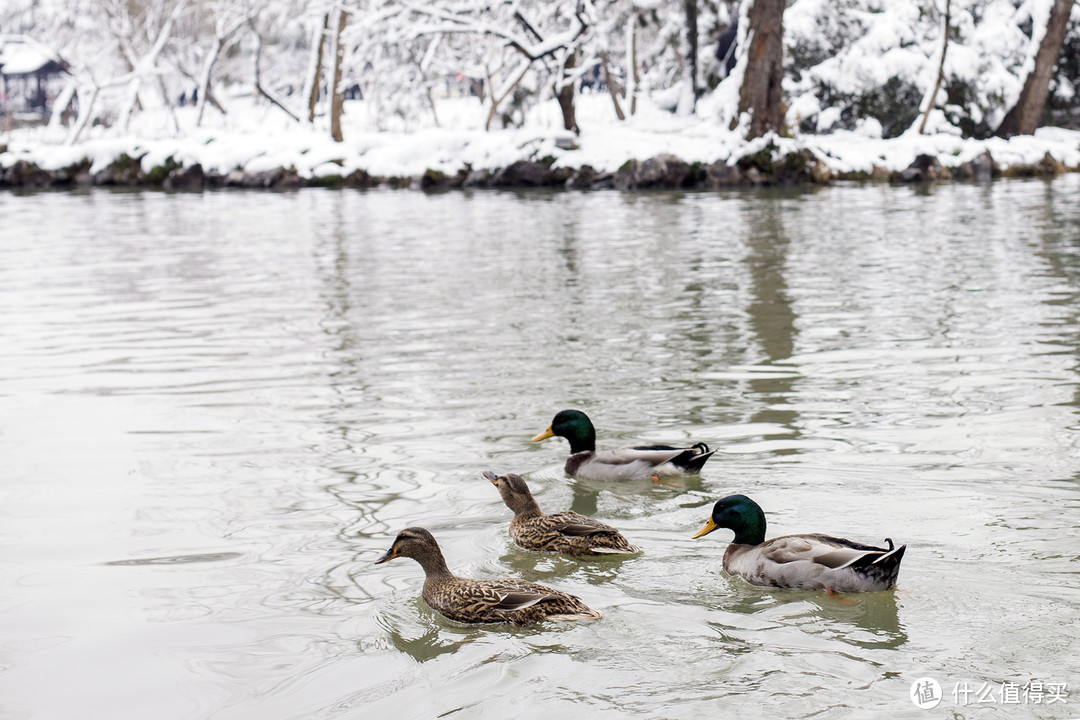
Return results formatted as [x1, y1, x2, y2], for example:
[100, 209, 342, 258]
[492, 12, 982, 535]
[911, 677, 943, 709]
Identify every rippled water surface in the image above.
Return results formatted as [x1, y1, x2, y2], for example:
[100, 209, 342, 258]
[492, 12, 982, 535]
[1, 180, 1078, 719]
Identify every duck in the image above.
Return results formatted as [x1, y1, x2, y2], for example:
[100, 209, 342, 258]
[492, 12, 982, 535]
[692, 494, 906, 593]
[531, 409, 715, 481]
[483, 470, 640, 556]
[375, 527, 603, 624]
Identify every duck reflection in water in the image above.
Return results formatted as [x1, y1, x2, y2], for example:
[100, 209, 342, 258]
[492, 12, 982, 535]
[709, 587, 907, 653]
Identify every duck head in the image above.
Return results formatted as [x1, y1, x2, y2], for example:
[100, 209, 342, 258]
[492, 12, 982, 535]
[376, 527, 446, 568]
[531, 409, 597, 453]
[483, 470, 542, 517]
[692, 494, 767, 546]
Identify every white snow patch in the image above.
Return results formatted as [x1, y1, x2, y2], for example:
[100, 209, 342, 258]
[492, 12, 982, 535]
[2, 92, 1078, 182]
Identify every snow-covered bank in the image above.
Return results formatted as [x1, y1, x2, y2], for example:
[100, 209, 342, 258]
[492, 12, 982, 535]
[2, 95, 1079, 190]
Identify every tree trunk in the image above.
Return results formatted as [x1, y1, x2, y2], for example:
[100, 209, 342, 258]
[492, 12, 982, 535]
[1, 76, 8, 133]
[156, 73, 179, 135]
[485, 59, 530, 131]
[47, 77, 78, 131]
[600, 52, 625, 121]
[304, 14, 328, 124]
[684, 0, 699, 106]
[918, 0, 951, 134]
[118, 77, 141, 134]
[115, 1, 185, 134]
[329, 7, 347, 142]
[253, 28, 301, 122]
[66, 84, 100, 145]
[556, 50, 579, 134]
[995, 0, 1076, 137]
[195, 36, 223, 127]
[738, 0, 785, 138]
[627, 18, 639, 115]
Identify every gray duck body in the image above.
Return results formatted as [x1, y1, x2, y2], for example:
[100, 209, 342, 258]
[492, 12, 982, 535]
[534, 409, 714, 481]
[695, 495, 906, 593]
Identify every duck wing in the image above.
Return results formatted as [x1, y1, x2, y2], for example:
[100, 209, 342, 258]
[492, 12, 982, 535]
[570, 443, 713, 480]
[512, 511, 640, 555]
[425, 578, 565, 622]
[549, 512, 640, 554]
[728, 534, 906, 592]
[545, 511, 619, 537]
[629, 443, 715, 474]
[464, 578, 601, 622]
[491, 591, 552, 611]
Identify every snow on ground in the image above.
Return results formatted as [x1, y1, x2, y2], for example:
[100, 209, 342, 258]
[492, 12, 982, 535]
[2, 91, 1079, 182]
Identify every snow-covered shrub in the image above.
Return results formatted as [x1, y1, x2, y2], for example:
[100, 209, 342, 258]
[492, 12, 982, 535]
[785, 0, 1080, 138]
[1047, 16, 1080, 128]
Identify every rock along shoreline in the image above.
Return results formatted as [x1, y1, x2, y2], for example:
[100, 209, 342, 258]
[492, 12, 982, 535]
[0, 144, 1073, 192]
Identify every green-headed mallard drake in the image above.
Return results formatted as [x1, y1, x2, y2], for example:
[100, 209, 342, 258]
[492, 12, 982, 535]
[375, 527, 602, 624]
[483, 470, 640, 556]
[692, 495, 906, 593]
[532, 409, 714, 481]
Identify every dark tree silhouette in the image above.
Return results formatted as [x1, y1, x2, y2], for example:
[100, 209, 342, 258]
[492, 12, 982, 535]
[684, 0, 699, 107]
[738, 0, 785, 138]
[329, 8, 347, 142]
[995, 0, 1076, 137]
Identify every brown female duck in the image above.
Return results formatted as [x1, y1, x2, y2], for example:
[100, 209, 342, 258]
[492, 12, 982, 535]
[483, 470, 640, 556]
[375, 527, 603, 624]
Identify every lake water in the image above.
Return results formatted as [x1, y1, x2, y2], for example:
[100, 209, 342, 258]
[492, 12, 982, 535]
[0, 179, 1078, 720]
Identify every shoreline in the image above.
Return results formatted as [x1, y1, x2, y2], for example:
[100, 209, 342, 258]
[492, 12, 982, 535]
[2, 92, 1078, 194]
[2, 115, 1078, 193]
[0, 145, 1074, 192]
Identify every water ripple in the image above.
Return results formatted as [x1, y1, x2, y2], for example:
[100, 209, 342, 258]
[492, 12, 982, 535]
[1, 182, 1079, 720]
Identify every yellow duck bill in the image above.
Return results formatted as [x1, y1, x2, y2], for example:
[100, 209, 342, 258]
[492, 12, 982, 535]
[531, 425, 555, 442]
[692, 517, 719, 539]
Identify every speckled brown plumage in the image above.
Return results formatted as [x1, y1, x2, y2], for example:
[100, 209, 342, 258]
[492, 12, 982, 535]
[483, 470, 640, 556]
[375, 527, 602, 624]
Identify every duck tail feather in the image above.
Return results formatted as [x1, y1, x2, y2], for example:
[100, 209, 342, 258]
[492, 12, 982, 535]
[590, 545, 640, 554]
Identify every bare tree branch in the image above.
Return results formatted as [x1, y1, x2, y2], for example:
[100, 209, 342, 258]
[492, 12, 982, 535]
[919, 0, 951, 134]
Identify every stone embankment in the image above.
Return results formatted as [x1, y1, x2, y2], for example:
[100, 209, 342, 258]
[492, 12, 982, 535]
[0, 144, 1072, 191]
